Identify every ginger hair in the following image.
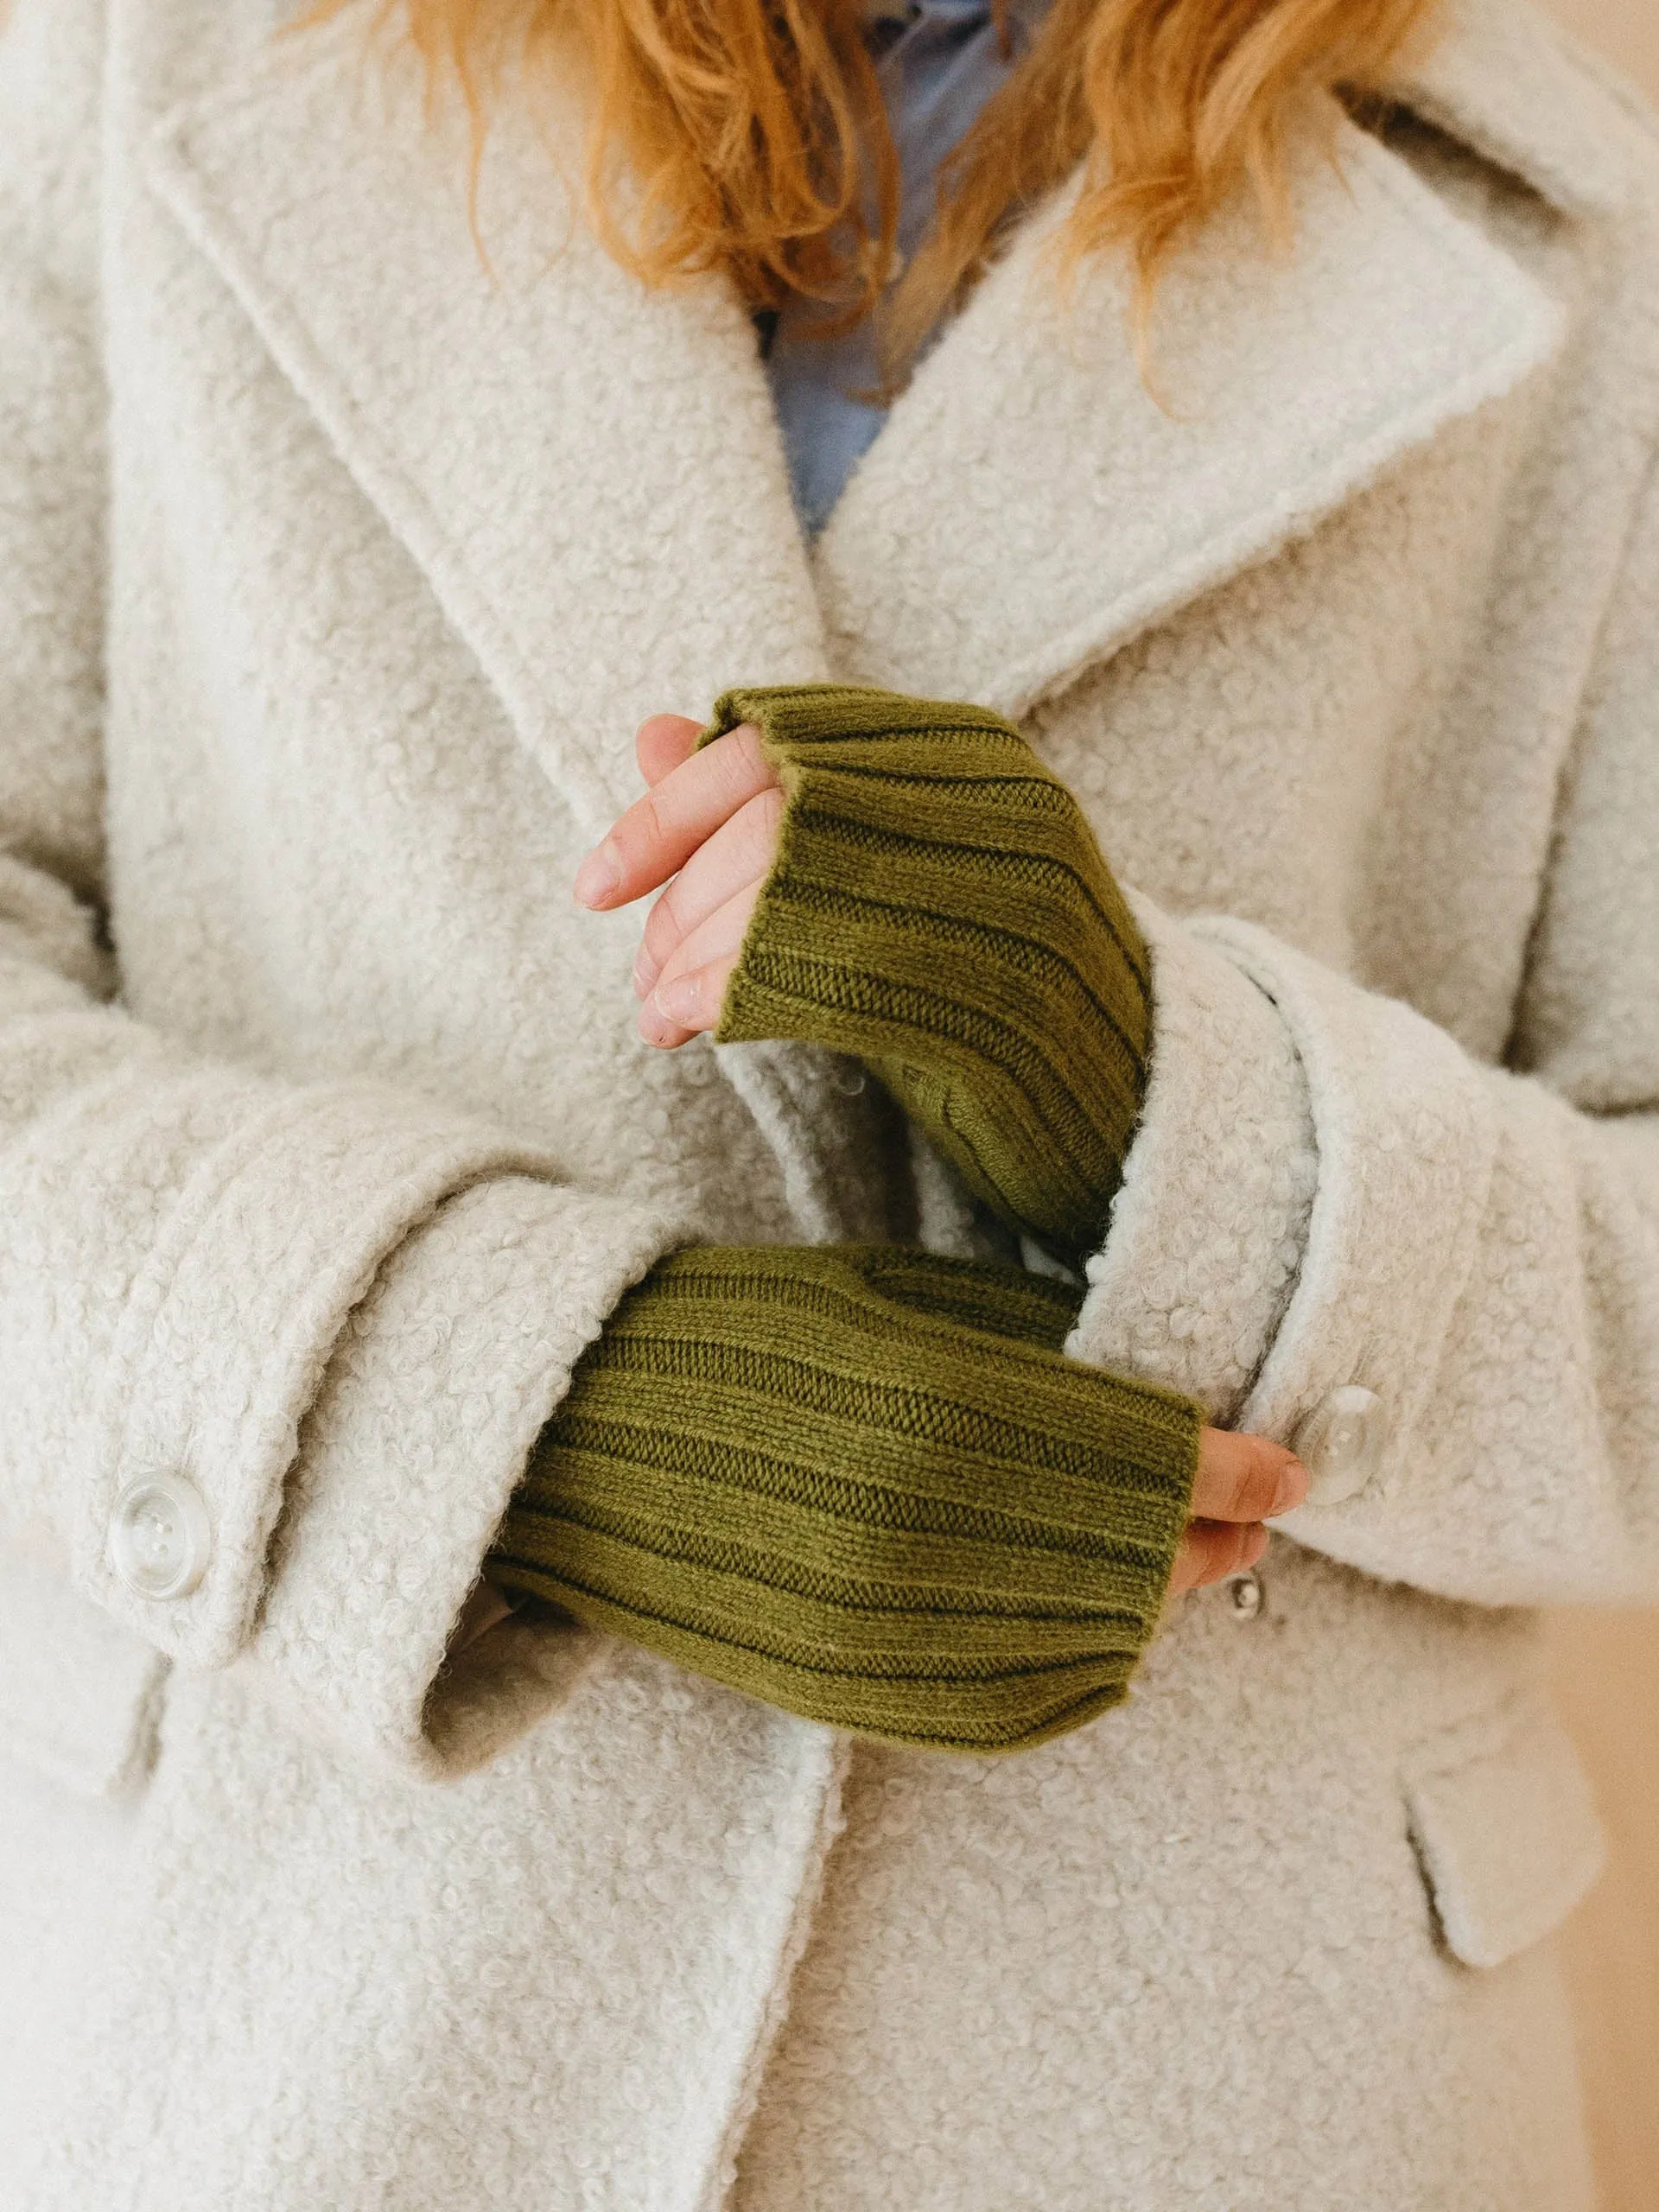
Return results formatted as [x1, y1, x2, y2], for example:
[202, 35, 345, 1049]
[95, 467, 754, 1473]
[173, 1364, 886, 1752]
[328, 0, 1440, 362]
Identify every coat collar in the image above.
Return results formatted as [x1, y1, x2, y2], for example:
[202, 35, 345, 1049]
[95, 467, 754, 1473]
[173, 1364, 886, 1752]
[149, 0, 1567, 819]
[1389, 0, 1643, 222]
[148, 11, 831, 836]
[810, 111, 1561, 713]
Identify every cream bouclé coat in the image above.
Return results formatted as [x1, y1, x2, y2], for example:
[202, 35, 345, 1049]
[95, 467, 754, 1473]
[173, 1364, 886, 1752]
[2, 0, 1656, 2202]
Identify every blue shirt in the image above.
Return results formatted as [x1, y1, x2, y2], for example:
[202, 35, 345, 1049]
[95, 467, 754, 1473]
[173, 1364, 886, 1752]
[765, 0, 1041, 536]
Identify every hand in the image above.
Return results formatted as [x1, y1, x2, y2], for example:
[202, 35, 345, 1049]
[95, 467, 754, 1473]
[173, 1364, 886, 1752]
[581, 690, 1150, 1266]
[572, 712, 778, 1049]
[572, 712, 1303, 1589]
[1173, 1429, 1306, 1594]
[498, 1242, 1300, 1751]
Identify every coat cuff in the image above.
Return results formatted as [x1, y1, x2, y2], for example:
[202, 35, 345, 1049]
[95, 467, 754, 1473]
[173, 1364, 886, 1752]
[232, 1175, 679, 1779]
[71, 1083, 572, 1669]
[1075, 900, 1503, 1542]
[1069, 899, 1318, 1421]
[1205, 918, 1499, 1512]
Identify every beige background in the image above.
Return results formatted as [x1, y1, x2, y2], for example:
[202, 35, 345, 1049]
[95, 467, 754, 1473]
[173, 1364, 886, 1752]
[1534, 3, 1659, 2176]
[1546, 0, 1659, 97]
[1548, 1611, 1659, 2210]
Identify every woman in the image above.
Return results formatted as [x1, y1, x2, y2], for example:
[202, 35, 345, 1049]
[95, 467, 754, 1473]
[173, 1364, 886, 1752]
[0, 0, 1654, 2197]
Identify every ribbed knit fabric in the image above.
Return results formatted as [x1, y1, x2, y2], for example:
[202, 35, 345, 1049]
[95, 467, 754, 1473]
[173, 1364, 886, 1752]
[489, 1245, 1202, 1753]
[704, 683, 1153, 1265]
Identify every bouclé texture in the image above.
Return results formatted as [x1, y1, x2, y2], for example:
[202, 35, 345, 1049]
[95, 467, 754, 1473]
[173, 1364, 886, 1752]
[0, 0, 1654, 2204]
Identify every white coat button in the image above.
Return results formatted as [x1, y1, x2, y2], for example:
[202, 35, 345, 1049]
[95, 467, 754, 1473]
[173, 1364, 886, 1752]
[109, 1474, 213, 1600]
[1293, 1386, 1388, 1507]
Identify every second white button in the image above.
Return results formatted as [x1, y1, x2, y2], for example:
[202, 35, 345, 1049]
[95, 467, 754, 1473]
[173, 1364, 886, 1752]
[1292, 1386, 1388, 1508]
[108, 1472, 213, 1601]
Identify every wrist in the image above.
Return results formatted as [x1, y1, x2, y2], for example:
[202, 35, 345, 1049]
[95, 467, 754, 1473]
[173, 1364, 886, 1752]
[494, 1243, 1201, 1753]
[703, 683, 1152, 1262]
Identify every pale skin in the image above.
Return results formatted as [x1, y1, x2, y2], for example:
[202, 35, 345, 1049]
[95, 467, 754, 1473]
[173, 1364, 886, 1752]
[553, 710, 1310, 1601]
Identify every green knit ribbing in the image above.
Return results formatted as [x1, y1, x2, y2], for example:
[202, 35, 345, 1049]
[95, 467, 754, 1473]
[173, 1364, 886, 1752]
[703, 684, 1153, 1267]
[489, 1245, 1201, 1754]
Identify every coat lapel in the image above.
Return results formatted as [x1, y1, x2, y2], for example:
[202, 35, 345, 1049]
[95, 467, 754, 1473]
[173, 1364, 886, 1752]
[149, 3, 1568, 810]
[813, 106, 1565, 715]
[145, 10, 829, 837]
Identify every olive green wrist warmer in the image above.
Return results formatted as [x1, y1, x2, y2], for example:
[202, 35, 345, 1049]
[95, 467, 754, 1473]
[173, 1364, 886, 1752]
[488, 1245, 1202, 1755]
[703, 683, 1153, 1266]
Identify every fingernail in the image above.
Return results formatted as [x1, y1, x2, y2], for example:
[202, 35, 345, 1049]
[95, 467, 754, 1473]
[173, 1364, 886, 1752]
[655, 976, 701, 1025]
[573, 842, 620, 906]
[1271, 1457, 1308, 1516]
[632, 947, 659, 999]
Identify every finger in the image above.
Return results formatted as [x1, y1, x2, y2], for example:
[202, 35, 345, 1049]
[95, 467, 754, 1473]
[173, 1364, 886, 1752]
[637, 954, 736, 1048]
[574, 723, 776, 910]
[1190, 1427, 1306, 1524]
[635, 713, 702, 790]
[633, 785, 785, 997]
[1167, 1517, 1269, 1596]
[638, 881, 762, 1046]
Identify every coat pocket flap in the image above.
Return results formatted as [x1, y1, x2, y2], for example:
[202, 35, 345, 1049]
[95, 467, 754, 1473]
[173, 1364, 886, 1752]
[1402, 1686, 1605, 1970]
[0, 1535, 167, 1797]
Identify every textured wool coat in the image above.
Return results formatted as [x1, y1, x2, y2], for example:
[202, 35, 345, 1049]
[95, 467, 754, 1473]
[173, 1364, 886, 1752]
[2, 0, 1656, 2202]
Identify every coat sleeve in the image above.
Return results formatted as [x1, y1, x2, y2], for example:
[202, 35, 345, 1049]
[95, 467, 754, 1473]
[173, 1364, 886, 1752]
[0, 0, 679, 1784]
[1074, 438, 1659, 1610]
